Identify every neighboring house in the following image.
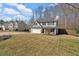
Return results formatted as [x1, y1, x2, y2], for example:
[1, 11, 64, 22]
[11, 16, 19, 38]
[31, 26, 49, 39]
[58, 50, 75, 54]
[0, 24, 6, 31]
[0, 21, 18, 31]
[2, 25, 5, 31]
[8, 21, 18, 31]
[0, 21, 27, 31]
[3, 21, 18, 31]
[14, 22, 18, 30]
[8, 22, 14, 31]
[30, 18, 58, 35]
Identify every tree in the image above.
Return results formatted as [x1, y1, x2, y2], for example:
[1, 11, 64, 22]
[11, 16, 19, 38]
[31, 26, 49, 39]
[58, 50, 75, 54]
[0, 20, 4, 25]
[16, 20, 27, 31]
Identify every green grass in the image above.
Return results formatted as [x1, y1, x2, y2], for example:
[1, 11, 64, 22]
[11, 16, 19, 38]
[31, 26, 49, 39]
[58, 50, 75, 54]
[0, 33, 79, 56]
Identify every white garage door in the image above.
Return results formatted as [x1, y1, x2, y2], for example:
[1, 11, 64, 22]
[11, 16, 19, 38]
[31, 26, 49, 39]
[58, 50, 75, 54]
[31, 28, 41, 34]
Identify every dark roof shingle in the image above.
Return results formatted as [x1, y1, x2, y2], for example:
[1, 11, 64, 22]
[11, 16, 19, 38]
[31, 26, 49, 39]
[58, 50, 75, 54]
[36, 18, 57, 23]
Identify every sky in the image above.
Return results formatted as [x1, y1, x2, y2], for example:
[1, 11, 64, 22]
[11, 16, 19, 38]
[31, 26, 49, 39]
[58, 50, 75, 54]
[0, 3, 49, 23]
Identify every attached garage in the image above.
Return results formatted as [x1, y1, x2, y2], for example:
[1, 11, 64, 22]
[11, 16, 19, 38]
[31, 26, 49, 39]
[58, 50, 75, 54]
[31, 28, 42, 34]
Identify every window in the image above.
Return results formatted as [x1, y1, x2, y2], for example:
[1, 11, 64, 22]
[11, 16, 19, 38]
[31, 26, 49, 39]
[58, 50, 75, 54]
[48, 22, 54, 25]
[34, 22, 38, 25]
[42, 23, 46, 25]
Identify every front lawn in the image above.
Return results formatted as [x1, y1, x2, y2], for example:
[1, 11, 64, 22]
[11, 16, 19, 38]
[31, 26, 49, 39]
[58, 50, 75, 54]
[0, 33, 79, 56]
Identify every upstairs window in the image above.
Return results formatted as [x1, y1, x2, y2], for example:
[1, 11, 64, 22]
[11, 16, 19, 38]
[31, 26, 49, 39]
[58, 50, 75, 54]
[48, 22, 55, 25]
[42, 23, 46, 25]
[34, 22, 38, 25]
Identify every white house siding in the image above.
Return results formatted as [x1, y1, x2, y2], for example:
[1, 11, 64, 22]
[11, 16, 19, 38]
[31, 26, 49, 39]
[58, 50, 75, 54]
[31, 28, 42, 34]
[8, 23, 14, 31]
[2, 25, 5, 31]
[14, 22, 18, 30]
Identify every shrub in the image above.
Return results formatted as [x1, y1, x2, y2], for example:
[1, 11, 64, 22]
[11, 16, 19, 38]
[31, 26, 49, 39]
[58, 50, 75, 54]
[75, 28, 79, 34]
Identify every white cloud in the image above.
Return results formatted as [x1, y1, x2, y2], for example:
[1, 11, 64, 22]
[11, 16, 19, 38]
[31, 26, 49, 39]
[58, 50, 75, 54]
[0, 3, 3, 12]
[48, 3, 58, 7]
[7, 3, 18, 6]
[6, 3, 32, 13]
[42, 8, 46, 12]
[0, 3, 2, 7]
[16, 4, 32, 13]
[7, 3, 33, 19]
[4, 17, 12, 21]
[16, 14, 26, 21]
[1, 3, 33, 22]
[5, 3, 33, 20]
[1, 16, 12, 21]
[4, 8, 20, 15]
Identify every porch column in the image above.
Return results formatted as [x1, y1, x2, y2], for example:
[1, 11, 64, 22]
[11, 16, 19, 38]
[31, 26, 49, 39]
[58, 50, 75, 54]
[54, 28, 57, 35]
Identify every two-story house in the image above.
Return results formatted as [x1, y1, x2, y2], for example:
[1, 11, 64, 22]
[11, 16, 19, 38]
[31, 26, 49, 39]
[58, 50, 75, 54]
[0, 21, 28, 31]
[0, 21, 18, 31]
[30, 18, 58, 35]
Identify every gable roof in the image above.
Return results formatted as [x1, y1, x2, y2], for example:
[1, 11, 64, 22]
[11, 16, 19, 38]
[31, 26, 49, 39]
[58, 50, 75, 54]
[29, 20, 43, 29]
[30, 17, 58, 29]
[36, 18, 57, 23]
